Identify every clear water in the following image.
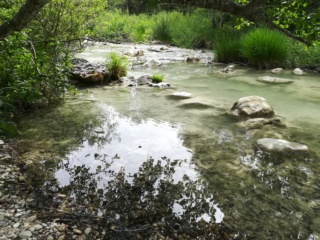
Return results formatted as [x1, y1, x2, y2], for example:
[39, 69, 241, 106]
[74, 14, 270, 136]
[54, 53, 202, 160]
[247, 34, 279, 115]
[18, 43, 320, 239]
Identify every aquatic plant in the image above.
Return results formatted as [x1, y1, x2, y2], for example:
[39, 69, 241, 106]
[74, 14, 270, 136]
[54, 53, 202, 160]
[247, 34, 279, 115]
[151, 74, 164, 83]
[106, 52, 128, 80]
[241, 28, 288, 69]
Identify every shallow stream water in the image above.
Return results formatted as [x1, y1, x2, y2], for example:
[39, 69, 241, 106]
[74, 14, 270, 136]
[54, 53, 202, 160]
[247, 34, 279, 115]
[19, 43, 320, 239]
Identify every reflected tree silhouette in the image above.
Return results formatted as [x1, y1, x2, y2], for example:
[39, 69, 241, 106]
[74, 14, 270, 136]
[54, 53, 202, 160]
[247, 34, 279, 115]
[31, 157, 234, 239]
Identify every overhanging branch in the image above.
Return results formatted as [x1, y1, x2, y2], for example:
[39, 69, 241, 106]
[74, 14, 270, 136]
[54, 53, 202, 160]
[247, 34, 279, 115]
[0, 0, 50, 40]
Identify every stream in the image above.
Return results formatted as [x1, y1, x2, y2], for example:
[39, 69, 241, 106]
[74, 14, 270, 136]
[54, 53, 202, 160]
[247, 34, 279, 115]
[18, 42, 320, 239]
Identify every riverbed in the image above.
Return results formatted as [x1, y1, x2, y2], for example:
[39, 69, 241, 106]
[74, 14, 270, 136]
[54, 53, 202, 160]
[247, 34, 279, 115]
[18, 42, 320, 239]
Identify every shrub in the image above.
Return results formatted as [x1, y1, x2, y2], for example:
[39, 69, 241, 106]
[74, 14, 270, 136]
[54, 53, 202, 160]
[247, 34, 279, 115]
[152, 12, 172, 42]
[106, 52, 128, 80]
[285, 41, 320, 69]
[213, 27, 244, 63]
[240, 28, 288, 69]
[151, 74, 164, 83]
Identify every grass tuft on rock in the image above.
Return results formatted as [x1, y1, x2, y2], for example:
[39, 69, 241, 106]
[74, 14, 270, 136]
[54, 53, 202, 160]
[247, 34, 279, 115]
[106, 52, 128, 80]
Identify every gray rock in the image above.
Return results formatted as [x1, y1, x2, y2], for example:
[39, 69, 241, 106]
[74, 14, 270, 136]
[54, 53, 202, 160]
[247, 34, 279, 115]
[33, 224, 43, 230]
[257, 76, 293, 84]
[148, 82, 170, 88]
[19, 230, 32, 239]
[26, 215, 37, 223]
[136, 75, 152, 85]
[256, 138, 309, 154]
[230, 96, 274, 118]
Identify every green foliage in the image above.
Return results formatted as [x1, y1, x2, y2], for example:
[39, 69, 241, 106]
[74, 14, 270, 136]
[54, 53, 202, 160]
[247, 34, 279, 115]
[240, 28, 288, 69]
[213, 27, 244, 63]
[106, 53, 128, 80]
[0, 122, 19, 138]
[285, 42, 320, 69]
[151, 74, 164, 83]
[152, 12, 172, 42]
[91, 10, 152, 43]
[169, 11, 213, 49]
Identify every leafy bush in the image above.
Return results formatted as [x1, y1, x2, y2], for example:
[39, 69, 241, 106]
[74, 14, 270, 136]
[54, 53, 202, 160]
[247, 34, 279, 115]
[151, 74, 164, 83]
[241, 28, 288, 69]
[285, 41, 320, 69]
[213, 27, 244, 63]
[106, 52, 128, 80]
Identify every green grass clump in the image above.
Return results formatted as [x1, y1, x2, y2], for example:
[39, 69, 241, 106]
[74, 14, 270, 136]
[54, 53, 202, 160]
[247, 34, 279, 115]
[151, 74, 164, 83]
[241, 28, 288, 69]
[106, 52, 128, 80]
[152, 12, 172, 42]
[170, 11, 212, 49]
[213, 27, 244, 63]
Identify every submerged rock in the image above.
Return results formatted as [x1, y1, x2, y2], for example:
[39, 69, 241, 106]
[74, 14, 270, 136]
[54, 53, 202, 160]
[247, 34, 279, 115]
[236, 117, 285, 130]
[256, 138, 309, 154]
[257, 76, 293, 84]
[230, 96, 274, 118]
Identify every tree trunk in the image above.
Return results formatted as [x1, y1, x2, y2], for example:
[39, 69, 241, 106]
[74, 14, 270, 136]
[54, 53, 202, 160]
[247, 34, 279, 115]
[0, 0, 50, 40]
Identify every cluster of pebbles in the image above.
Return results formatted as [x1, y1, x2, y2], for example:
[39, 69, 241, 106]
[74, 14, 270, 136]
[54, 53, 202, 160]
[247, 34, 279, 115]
[0, 139, 102, 240]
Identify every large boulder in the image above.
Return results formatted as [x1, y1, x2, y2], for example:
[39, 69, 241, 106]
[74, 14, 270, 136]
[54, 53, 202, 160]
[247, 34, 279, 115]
[256, 138, 309, 155]
[71, 58, 109, 85]
[230, 96, 274, 118]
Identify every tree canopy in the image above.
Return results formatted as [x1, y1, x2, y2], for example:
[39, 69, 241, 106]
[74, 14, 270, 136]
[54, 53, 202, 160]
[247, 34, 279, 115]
[0, 0, 319, 45]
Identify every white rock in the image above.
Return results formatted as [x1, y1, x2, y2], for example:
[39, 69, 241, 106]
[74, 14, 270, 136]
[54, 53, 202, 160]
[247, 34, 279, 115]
[73, 229, 82, 235]
[19, 230, 32, 239]
[293, 68, 304, 75]
[256, 138, 309, 154]
[271, 68, 283, 74]
[168, 92, 192, 99]
[257, 76, 293, 84]
[13, 222, 20, 228]
[85, 227, 92, 235]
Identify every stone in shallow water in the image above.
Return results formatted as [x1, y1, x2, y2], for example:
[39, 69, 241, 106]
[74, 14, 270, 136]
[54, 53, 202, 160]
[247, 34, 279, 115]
[257, 76, 293, 84]
[167, 92, 192, 99]
[256, 138, 309, 154]
[230, 96, 274, 118]
[271, 68, 284, 74]
[293, 68, 304, 75]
